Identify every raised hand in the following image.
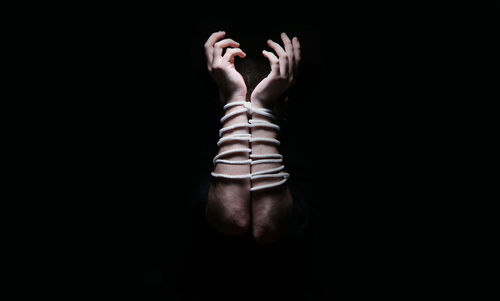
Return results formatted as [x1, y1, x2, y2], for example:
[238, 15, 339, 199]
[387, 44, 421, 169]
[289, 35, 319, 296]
[204, 31, 247, 103]
[251, 33, 301, 109]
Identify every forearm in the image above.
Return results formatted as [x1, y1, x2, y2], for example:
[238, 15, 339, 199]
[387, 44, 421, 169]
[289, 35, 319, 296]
[207, 96, 251, 235]
[250, 115, 282, 187]
[213, 97, 251, 179]
[203, 30, 301, 241]
[250, 110, 292, 243]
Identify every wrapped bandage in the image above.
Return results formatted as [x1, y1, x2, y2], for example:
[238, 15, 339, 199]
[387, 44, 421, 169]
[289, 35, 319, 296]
[210, 101, 289, 191]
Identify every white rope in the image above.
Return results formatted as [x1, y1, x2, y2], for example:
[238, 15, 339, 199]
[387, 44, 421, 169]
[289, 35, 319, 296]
[250, 137, 280, 145]
[215, 159, 253, 165]
[250, 178, 289, 192]
[251, 173, 290, 180]
[211, 173, 252, 179]
[219, 108, 248, 124]
[243, 102, 276, 120]
[217, 134, 252, 147]
[223, 101, 248, 110]
[250, 165, 285, 176]
[211, 101, 289, 192]
[213, 148, 251, 164]
[250, 154, 283, 159]
[251, 158, 283, 165]
[249, 119, 280, 131]
[219, 123, 251, 136]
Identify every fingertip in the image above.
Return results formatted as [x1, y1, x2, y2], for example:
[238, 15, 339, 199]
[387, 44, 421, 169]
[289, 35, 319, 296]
[267, 39, 272, 44]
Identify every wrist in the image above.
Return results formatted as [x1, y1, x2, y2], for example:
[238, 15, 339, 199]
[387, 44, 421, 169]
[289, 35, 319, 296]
[223, 90, 247, 103]
[220, 100, 250, 137]
[250, 97, 274, 109]
[250, 113, 278, 137]
[226, 95, 247, 103]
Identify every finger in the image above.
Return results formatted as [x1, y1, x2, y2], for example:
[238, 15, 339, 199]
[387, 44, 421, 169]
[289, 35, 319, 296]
[281, 33, 294, 76]
[267, 39, 286, 56]
[292, 37, 301, 73]
[214, 39, 240, 61]
[223, 48, 246, 63]
[204, 31, 226, 65]
[262, 50, 279, 75]
[268, 39, 288, 77]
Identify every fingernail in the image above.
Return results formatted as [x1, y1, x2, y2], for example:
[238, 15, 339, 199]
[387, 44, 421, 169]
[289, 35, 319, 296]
[267, 39, 272, 43]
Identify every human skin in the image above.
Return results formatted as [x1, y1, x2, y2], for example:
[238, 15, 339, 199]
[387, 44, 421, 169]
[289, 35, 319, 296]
[250, 33, 301, 243]
[205, 31, 251, 235]
[204, 31, 301, 242]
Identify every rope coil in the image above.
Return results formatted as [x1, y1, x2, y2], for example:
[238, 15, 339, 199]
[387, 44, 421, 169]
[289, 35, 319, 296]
[211, 101, 289, 192]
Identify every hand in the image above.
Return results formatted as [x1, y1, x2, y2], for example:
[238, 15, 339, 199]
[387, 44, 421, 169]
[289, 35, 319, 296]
[204, 31, 247, 103]
[251, 33, 301, 109]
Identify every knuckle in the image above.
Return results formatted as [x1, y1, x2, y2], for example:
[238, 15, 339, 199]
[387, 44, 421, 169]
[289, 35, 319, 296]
[213, 60, 226, 70]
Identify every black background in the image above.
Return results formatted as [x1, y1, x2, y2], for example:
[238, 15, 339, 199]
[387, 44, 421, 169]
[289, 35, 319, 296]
[68, 6, 459, 299]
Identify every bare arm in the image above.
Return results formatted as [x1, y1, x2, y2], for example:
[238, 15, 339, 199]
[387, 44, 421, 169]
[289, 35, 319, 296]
[203, 31, 301, 240]
[250, 113, 293, 243]
[204, 32, 251, 235]
[250, 33, 301, 243]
